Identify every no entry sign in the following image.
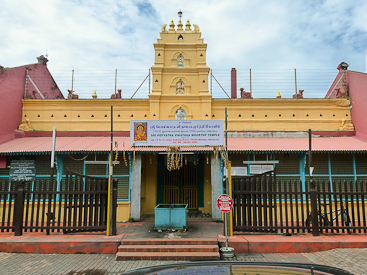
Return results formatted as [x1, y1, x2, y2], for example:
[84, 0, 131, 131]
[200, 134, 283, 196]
[217, 194, 233, 213]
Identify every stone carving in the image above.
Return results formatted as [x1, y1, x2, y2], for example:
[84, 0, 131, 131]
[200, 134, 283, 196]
[18, 118, 33, 131]
[177, 55, 184, 67]
[185, 20, 191, 31]
[175, 108, 186, 120]
[36, 55, 48, 65]
[161, 24, 167, 33]
[335, 88, 347, 98]
[67, 90, 79, 99]
[339, 118, 354, 131]
[29, 90, 38, 99]
[293, 90, 304, 98]
[176, 81, 185, 94]
[111, 89, 122, 99]
[92, 91, 97, 99]
[240, 88, 252, 99]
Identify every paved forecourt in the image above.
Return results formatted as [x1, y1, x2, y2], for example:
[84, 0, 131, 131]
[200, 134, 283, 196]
[0, 248, 366, 275]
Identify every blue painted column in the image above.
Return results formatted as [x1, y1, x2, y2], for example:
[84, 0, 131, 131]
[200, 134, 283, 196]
[56, 154, 64, 201]
[299, 153, 306, 199]
[353, 153, 357, 183]
[328, 153, 333, 184]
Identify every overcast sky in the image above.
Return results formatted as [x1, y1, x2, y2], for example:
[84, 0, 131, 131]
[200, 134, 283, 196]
[1, 0, 366, 98]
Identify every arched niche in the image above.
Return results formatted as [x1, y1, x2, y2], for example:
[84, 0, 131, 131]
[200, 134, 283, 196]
[171, 52, 190, 67]
[170, 77, 191, 94]
[168, 104, 193, 120]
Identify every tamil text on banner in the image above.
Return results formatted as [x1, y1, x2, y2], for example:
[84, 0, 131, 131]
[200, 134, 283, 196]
[130, 119, 224, 146]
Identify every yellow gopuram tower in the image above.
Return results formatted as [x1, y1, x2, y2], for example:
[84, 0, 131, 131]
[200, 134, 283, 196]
[149, 14, 212, 120]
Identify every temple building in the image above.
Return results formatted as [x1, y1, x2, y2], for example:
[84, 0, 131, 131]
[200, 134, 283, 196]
[1, 15, 367, 222]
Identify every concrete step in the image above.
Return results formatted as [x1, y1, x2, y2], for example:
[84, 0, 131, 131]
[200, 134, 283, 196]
[116, 251, 220, 261]
[120, 238, 218, 246]
[118, 244, 219, 253]
[116, 238, 220, 261]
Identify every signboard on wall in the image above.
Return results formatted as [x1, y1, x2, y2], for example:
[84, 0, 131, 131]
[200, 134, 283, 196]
[9, 160, 36, 181]
[130, 119, 224, 146]
[224, 166, 248, 177]
[249, 164, 274, 174]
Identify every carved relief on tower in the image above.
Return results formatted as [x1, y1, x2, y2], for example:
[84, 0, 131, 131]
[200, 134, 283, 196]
[177, 55, 184, 67]
[172, 52, 190, 67]
[175, 108, 186, 120]
[169, 104, 192, 120]
[176, 81, 185, 94]
[170, 77, 191, 94]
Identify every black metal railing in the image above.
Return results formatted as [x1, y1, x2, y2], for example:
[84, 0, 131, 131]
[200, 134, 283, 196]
[232, 177, 367, 235]
[0, 170, 117, 236]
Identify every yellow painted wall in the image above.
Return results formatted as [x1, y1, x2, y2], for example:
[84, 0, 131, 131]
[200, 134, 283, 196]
[116, 201, 131, 222]
[230, 201, 366, 225]
[212, 98, 352, 131]
[21, 99, 150, 131]
[22, 97, 352, 132]
[141, 154, 158, 215]
[0, 201, 131, 223]
[3, 201, 364, 225]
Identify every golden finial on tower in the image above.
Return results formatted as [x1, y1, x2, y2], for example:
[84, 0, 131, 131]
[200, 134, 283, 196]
[92, 90, 97, 99]
[169, 20, 175, 31]
[185, 20, 191, 31]
[276, 90, 281, 98]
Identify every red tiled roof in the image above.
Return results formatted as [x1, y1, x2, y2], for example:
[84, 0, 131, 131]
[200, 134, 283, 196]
[227, 137, 367, 152]
[1, 136, 367, 154]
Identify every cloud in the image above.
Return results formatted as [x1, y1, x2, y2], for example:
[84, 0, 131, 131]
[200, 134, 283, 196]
[0, 0, 366, 98]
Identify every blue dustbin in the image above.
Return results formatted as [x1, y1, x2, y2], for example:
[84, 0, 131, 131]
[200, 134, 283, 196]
[154, 204, 188, 230]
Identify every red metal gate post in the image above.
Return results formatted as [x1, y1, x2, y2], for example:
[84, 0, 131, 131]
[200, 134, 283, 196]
[13, 180, 25, 236]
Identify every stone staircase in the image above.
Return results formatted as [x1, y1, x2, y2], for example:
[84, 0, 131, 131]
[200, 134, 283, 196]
[116, 238, 220, 261]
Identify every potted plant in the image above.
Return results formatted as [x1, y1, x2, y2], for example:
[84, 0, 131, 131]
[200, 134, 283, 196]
[128, 216, 134, 223]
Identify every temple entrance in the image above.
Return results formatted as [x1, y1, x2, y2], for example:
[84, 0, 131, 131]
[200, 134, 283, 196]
[157, 154, 203, 210]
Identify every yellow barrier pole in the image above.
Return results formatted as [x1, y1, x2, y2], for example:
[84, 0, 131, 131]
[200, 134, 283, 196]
[106, 153, 112, 236]
[107, 105, 114, 236]
[228, 161, 233, 237]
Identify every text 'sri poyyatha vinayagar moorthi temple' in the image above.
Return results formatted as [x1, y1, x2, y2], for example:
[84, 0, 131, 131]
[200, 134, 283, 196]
[1, 12, 367, 223]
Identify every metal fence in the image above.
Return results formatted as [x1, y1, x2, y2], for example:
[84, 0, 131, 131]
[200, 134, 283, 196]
[0, 170, 117, 236]
[44, 68, 337, 99]
[232, 175, 367, 235]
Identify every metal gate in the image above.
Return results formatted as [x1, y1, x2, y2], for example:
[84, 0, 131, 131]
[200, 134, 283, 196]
[232, 170, 276, 232]
[61, 169, 111, 233]
[164, 161, 198, 209]
[232, 171, 367, 234]
[0, 169, 117, 235]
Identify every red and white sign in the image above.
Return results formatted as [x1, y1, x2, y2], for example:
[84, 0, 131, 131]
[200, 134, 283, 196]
[217, 194, 233, 213]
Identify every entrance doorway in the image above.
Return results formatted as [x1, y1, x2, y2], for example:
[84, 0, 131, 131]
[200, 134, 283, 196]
[157, 154, 204, 210]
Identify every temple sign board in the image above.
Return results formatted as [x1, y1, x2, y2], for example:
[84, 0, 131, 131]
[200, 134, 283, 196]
[249, 165, 274, 175]
[131, 119, 224, 146]
[9, 160, 36, 181]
